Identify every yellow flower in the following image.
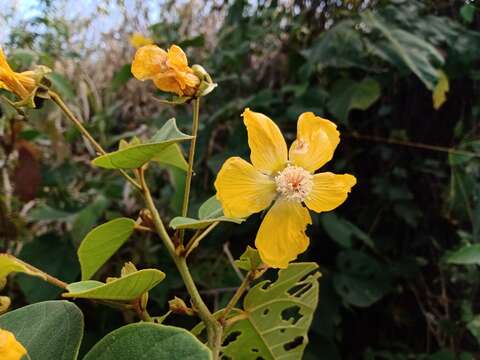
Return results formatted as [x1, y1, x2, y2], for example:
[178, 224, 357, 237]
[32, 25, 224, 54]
[0, 328, 27, 360]
[0, 48, 41, 101]
[131, 44, 200, 97]
[214, 109, 356, 268]
[129, 32, 154, 49]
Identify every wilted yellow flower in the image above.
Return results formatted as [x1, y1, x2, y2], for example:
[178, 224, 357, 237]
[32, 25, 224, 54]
[215, 109, 356, 268]
[0, 329, 27, 360]
[0, 48, 49, 101]
[129, 32, 154, 49]
[131, 44, 200, 97]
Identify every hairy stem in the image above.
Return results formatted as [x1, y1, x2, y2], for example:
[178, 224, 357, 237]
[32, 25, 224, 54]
[49, 91, 141, 190]
[179, 98, 200, 244]
[220, 272, 253, 325]
[139, 170, 222, 357]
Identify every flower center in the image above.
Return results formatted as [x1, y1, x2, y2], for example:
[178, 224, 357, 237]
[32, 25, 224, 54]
[274, 165, 313, 202]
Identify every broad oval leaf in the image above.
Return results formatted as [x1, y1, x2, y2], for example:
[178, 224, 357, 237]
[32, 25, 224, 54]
[222, 262, 321, 360]
[0, 300, 83, 360]
[83, 323, 211, 360]
[169, 196, 244, 230]
[63, 269, 165, 301]
[78, 218, 136, 280]
[448, 244, 480, 265]
[92, 118, 192, 169]
[169, 216, 243, 230]
[151, 143, 188, 171]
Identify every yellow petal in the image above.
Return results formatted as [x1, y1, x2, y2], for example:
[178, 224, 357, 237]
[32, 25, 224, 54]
[304, 172, 356, 213]
[289, 112, 340, 172]
[129, 33, 154, 49]
[153, 72, 183, 95]
[0, 329, 27, 360]
[242, 108, 288, 175]
[131, 45, 168, 81]
[166, 45, 189, 70]
[0, 49, 13, 73]
[214, 157, 276, 218]
[255, 199, 311, 269]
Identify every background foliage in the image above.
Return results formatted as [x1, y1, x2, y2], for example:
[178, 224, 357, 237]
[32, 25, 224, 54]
[1, 0, 479, 358]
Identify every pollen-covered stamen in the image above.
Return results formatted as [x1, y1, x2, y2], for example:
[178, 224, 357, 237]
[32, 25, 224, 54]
[275, 165, 313, 202]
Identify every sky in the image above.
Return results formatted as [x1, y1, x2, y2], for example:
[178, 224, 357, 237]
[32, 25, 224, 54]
[0, 0, 165, 44]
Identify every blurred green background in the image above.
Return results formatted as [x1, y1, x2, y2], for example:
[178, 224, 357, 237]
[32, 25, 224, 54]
[1, 0, 479, 359]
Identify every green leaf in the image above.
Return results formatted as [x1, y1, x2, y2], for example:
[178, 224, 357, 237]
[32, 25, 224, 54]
[460, 4, 476, 24]
[333, 250, 391, 307]
[327, 77, 381, 123]
[198, 196, 223, 219]
[71, 195, 111, 245]
[362, 10, 444, 90]
[235, 246, 263, 272]
[45, 72, 76, 100]
[83, 323, 211, 360]
[151, 143, 188, 171]
[169, 196, 244, 230]
[320, 213, 375, 249]
[0, 300, 83, 360]
[222, 263, 321, 360]
[169, 216, 243, 230]
[111, 63, 133, 91]
[78, 218, 136, 280]
[92, 118, 192, 169]
[63, 269, 165, 301]
[0, 254, 44, 280]
[448, 244, 480, 265]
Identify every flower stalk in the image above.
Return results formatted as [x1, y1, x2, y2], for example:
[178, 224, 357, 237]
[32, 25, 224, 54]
[179, 97, 200, 244]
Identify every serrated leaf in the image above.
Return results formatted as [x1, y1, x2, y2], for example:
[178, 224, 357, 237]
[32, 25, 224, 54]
[169, 196, 243, 230]
[92, 118, 192, 169]
[0, 254, 44, 280]
[0, 300, 83, 360]
[448, 244, 480, 265]
[222, 262, 321, 360]
[83, 323, 211, 360]
[78, 218, 136, 280]
[235, 246, 263, 272]
[63, 269, 165, 301]
[362, 10, 444, 90]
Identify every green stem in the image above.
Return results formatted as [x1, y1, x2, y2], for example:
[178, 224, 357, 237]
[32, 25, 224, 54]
[185, 221, 220, 257]
[49, 91, 141, 190]
[219, 272, 252, 325]
[179, 98, 200, 244]
[139, 170, 222, 357]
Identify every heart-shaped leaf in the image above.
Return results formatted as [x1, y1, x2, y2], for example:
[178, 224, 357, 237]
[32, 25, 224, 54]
[221, 262, 321, 360]
[63, 269, 165, 301]
[0, 300, 83, 360]
[92, 118, 192, 169]
[83, 323, 211, 360]
[78, 218, 136, 280]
